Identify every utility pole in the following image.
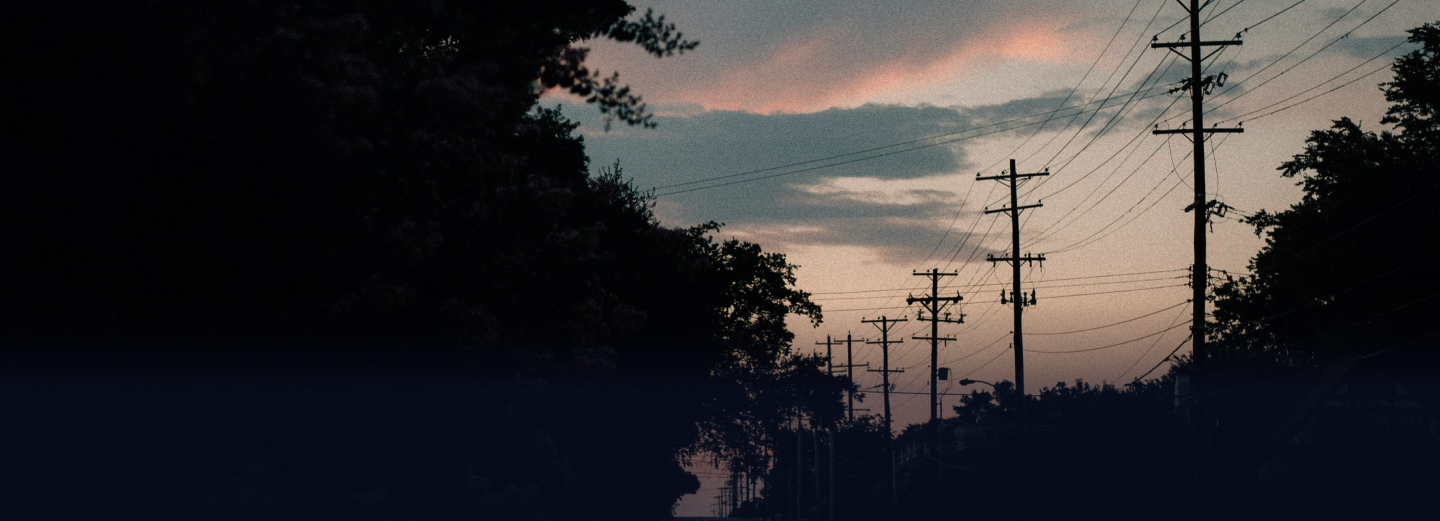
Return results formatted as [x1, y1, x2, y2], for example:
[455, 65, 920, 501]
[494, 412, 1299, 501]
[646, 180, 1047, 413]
[1152, 2, 1241, 515]
[906, 269, 962, 425]
[731, 471, 740, 515]
[796, 418, 803, 521]
[817, 335, 843, 376]
[834, 333, 869, 421]
[907, 269, 960, 521]
[828, 429, 835, 521]
[980, 159, 1048, 435]
[813, 430, 820, 521]
[863, 316, 907, 435]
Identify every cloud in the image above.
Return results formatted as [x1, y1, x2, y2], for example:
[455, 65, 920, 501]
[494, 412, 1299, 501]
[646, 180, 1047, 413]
[581, 0, 1121, 114]
[557, 94, 1132, 262]
[679, 18, 1076, 114]
[580, 102, 980, 191]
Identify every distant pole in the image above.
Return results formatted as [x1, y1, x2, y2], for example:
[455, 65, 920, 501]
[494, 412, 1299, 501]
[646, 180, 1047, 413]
[828, 429, 835, 521]
[864, 316, 908, 435]
[907, 269, 961, 425]
[846, 333, 855, 420]
[881, 449, 892, 503]
[979, 159, 1048, 436]
[837, 333, 869, 421]
[813, 429, 820, 520]
[817, 335, 843, 376]
[732, 471, 740, 515]
[796, 419, 802, 521]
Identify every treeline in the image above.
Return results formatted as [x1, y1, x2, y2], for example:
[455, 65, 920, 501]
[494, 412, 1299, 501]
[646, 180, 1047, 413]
[2, 2, 847, 520]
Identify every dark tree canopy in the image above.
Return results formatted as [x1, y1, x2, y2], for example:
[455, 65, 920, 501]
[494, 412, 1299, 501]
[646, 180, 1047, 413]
[2, 2, 843, 520]
[1211, 22, 1440, 371]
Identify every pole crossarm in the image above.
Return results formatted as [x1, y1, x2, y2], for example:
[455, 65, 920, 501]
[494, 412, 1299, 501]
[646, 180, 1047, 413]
[911, 335, 956, 343]
[987, 253, 1046, 266]
[1154, 127, 1244, 134]
[907, 295, 962, 303]
[914, 313, 964, 324]
[977, 170, 1048, 182]
[984, 203, 1043, 215]
[1150, 39, 1242, 49]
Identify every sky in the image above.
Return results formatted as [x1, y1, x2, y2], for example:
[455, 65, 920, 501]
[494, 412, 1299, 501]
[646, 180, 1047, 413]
[546, 0, 1433, 515]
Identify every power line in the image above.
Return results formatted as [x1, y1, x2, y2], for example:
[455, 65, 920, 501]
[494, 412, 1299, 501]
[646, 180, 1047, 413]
[1028, 1, 1171, 173]
[1044, 132, 1236, 254]
[1198, 0, 1374, 117]
[1018, 0, 1168, 170]
[1206, 0, 1404, 116]
[1202, 0, 1246, 26]
[1025, 124, 1181, 246]
[1131, 334, 1193, 382]
[1028, 321, 1191, 354]
[940, 330, 1012, 366]
[961, 345, 1012, 379]
[1220, 46, 1403, 124]
[1117, 301, 1195, 381]
[1243, 0, 1309, 33]
[1030, 300, 1191, 336]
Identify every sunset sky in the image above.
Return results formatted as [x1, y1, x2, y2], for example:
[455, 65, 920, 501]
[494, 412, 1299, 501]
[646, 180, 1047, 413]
[547, 0, 1431, 514]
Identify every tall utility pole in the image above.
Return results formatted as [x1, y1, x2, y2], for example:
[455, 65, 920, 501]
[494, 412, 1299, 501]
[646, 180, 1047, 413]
[833, 333, 869, 421]
[906, 269, 962, 424]
[907, 270, 960, 521]
[1153, 0, 1243, 380]
[980, 159, 1048, 434]
[1151, 1, 1242, 515]
[863, 316, 907, 435]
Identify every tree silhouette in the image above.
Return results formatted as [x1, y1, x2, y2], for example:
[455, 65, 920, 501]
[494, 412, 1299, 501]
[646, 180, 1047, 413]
[2, 3, 843, 520]
[1211, 22, 1440, 370]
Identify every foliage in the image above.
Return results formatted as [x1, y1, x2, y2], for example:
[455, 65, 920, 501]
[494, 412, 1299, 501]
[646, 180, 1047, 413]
[1211, 21, 1440, 370]
[1, 2, 840, 520]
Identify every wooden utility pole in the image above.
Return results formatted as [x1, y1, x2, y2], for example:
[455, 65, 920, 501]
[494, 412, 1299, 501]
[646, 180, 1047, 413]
[813, 430, 821, 521]
[828, 429, 835, 521]
[907, 269, 962, 424]
[864, 316, 907, 435]
[796, 419, 803, 521]
[817, 335, 843, 376]
[1153, 0, 1243, 375]
[1152, 2, 1241, 514]
[907, 269, 960, 521]
[980, 159, 1048, 435]
[832, 333, 869, 421]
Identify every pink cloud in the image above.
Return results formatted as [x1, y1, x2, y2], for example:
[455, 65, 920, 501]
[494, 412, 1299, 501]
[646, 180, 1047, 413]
[678, 17, 1078, 114]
